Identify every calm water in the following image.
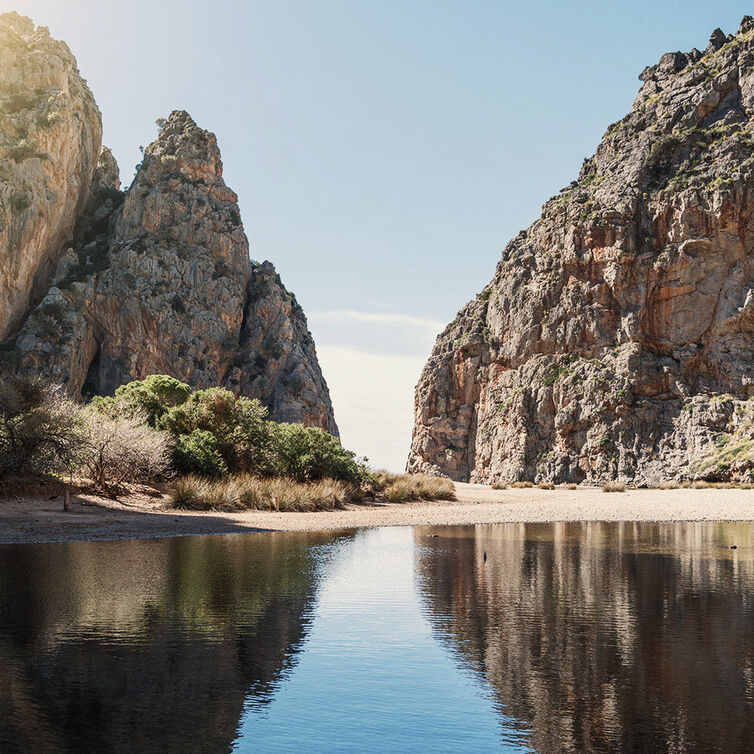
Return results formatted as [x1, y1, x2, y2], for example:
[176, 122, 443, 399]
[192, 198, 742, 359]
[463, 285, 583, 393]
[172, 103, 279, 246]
[1, 522, 753, 752]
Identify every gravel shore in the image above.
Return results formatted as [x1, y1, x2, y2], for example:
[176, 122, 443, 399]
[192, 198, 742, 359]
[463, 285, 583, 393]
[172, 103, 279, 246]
[1, 483, 753, 545]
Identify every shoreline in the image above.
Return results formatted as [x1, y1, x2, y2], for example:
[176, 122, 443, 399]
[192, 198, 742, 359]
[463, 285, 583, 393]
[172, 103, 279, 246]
[1, 483, 753, 545]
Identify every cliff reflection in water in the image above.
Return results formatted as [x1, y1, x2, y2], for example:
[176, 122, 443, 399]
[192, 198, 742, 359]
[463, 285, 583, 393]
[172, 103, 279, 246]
[416, 522, 754, 753]
[0, 531, 349, 753]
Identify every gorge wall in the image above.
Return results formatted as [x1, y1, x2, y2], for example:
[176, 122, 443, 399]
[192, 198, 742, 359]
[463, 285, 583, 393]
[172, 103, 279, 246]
[0, 14, 336, 434]
[0, 12, 101, 341]
[409, 18, 754, 484]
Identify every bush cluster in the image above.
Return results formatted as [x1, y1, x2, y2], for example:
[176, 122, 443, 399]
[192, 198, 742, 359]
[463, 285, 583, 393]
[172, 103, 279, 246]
[1, 375, 371, 498]
[0, 377, 171, 496]
[96, 375, 371, 484]
[1, 375, 459, 508]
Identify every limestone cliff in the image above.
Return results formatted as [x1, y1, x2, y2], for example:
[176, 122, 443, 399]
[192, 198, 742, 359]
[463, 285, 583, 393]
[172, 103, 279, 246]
[0, 18, 336, 434]
[409, 19, 754, 484]
[0, 12, 101, 341]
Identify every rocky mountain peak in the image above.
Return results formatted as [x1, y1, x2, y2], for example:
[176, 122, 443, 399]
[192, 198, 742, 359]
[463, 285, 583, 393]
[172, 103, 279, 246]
[409, 20, 754, 485]
[705, 28, 728, 55]
[1, 23, 337, 435]
[140, 110, 223, 184]
[114, 110, 246, 265]
[0, 11, 34, 38]
[93, 147, 120, 191]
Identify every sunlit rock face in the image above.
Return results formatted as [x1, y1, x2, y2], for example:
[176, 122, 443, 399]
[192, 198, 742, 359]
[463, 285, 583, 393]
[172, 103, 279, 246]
[416, 523, 754, 753]
[409, 18, 754, 484]
[0, 532, 343, 752]
[0, 18, 336, 433]
[0, 12, 102, 341]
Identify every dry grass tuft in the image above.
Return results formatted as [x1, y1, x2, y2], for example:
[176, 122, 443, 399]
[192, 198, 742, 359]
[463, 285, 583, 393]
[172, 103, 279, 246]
[379, 473, 456, 503]
[565, 483, 578, 490]
[537, 482, 555, 490]
[511, 481, 534, 489]
[491, 481, 508, 490]
[602, 481, 626, 493]
[692, 480, 710, 489]
[659, 481, 680, 490]
[171, 471, 457, 512]
[170, 474, 362, 512]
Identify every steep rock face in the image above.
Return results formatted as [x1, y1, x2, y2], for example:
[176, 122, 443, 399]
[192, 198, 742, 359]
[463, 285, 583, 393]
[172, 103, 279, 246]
[409, 19, 754, 484]
[226, 261, 338, 433]
[0, 13, 101, 340]
[4, 109, 336, 433]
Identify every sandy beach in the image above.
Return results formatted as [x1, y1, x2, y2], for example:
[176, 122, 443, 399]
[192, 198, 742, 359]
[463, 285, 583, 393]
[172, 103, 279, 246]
[0, 482, 752, 545]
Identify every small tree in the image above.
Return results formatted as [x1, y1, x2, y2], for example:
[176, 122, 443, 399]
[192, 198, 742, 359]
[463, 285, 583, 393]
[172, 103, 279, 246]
[159, 388, 274, 475]
[77, 407, 173, 497]
[0, 377, 80, 481]
[269, 423, 371, 484]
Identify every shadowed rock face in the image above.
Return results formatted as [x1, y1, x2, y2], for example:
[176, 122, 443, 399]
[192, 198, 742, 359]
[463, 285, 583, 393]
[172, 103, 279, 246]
[0, 12, 102, 341]
[409, 19, 754, 484]
[0, 531, 346, 753]
[0, 19, 336, 433]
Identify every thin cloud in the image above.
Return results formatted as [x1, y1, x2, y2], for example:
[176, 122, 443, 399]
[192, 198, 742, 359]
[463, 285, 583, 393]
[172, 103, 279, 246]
[309, 310, 444, 333]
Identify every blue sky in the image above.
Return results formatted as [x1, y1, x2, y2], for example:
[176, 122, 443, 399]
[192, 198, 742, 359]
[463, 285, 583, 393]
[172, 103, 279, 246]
[7, 1, 754, 469]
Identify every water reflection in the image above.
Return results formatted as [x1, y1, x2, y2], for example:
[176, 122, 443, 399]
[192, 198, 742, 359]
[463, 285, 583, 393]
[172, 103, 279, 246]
[2, 523, 753, 752]
[415, 521, 754, 753]
[0, 531, 350, 753]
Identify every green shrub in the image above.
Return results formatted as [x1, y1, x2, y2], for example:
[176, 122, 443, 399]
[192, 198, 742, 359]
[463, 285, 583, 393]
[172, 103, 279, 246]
[160, 387, 274, 475]
[269, 422, 370, 484]
[113, 374, 192, 426]
[7, 139, 43, 163]
[173, 429, 228, 477]
[3, 91, 36, 112]
[10, 191, 30, 212]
